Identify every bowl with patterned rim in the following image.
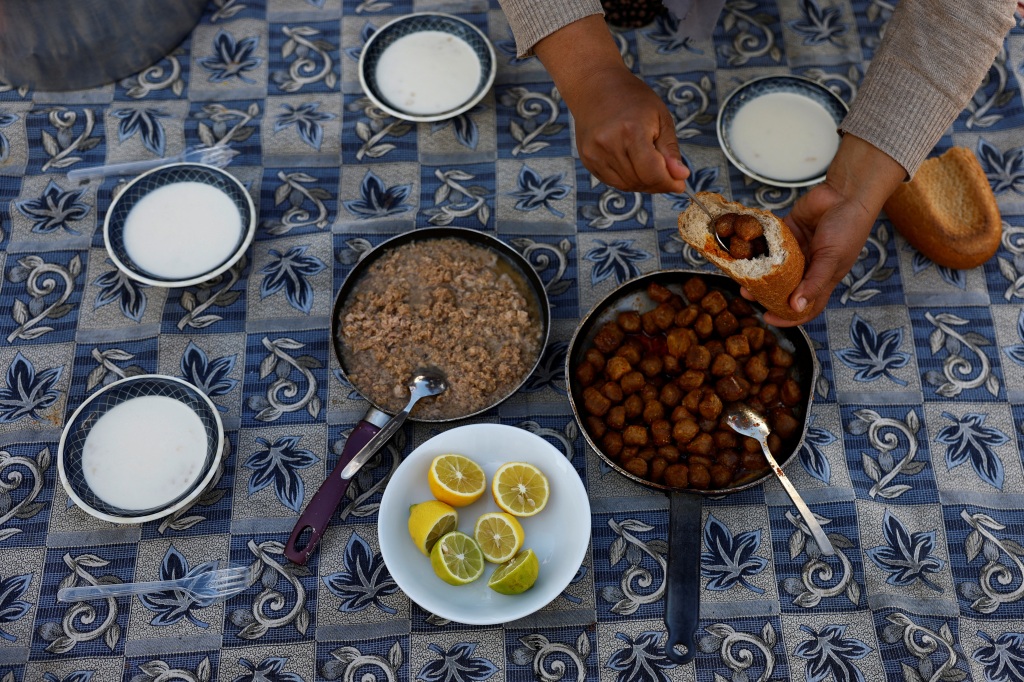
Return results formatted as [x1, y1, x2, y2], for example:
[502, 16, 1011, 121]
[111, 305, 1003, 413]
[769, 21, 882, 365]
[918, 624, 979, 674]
[716, 75, 849, 188]
[103, 162, 256, 288]
[358, 12, 496, 123]
[57, 374, 224, 525]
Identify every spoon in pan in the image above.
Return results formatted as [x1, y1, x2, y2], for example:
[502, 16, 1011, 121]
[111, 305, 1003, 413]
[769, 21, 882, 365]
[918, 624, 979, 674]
[725, 405, 835, 556]
[284, 367, 449, 564]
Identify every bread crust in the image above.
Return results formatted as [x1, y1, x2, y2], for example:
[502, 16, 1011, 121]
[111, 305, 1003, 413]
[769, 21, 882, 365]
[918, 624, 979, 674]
[677, 192, 805, 320]
[883, 146, 1001, 270]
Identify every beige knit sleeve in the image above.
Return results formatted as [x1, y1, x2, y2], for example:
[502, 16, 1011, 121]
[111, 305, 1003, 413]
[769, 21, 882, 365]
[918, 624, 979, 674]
[839, 0, 1016, 178]
[497, 0, 605, 58]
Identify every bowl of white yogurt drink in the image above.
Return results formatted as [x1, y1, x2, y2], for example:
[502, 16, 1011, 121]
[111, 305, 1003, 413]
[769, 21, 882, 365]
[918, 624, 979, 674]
[716, 75, 849, 188]
[103, 163, 256, 288]
[358, 12, 496, 123]
[58, 375, 224, 524]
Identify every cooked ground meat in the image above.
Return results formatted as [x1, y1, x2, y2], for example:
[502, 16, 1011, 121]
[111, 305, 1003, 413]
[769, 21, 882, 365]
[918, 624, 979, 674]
[337, 237, 543, 420]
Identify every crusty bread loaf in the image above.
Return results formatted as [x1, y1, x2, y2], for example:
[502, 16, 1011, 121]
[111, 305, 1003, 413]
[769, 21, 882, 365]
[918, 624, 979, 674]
[678, 192, 805, 321]
[883, 146, 1001, 270]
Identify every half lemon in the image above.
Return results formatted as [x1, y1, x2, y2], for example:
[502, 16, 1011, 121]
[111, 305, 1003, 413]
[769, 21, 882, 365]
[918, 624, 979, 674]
[473, 511, 525, 564]
[428, 453, 486, 507]
[487, 548, 540, 595]
[430, 531, 485, 586]
[408, 500, 458, 555]
[491, 462, 549, 517]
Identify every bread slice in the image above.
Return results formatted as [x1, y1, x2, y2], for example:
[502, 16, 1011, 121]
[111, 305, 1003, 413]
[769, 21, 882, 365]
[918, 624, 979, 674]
[883, 146, 1001, 270]
[678, 192, 805, 321]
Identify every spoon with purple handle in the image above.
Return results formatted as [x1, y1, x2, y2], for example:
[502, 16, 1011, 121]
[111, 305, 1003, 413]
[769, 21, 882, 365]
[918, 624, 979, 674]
[284, 367, 448, 565]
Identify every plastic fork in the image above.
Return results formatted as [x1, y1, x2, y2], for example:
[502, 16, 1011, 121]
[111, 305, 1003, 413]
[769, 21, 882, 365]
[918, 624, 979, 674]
[56, 562, 250, 603]
[67, 144, 239, 184]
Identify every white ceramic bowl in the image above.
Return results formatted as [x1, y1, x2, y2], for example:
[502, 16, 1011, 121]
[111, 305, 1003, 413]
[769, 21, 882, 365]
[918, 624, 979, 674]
[377, 423, 591, 624]
[358, 12, 496, 122]
[57, 375, 224, 524]
[103, 162, 256, 287]
[716, 75, 849, 188]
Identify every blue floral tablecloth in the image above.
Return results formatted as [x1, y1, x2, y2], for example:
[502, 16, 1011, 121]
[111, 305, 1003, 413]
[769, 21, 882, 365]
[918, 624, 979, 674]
[2, 1, 1024, 680]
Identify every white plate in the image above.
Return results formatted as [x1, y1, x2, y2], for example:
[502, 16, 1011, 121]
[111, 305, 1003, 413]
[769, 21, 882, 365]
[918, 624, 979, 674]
[716, 75, 849, 188]
[378, 423, 591, 624]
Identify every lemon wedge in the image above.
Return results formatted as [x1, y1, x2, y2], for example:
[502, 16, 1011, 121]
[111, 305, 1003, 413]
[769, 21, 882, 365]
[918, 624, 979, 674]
[408, 500, 458, 555]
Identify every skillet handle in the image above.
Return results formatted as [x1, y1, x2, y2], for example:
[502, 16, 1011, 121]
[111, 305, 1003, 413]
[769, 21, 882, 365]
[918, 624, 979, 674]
[284, 415, 384, 565]
[664, 491, 703, 664]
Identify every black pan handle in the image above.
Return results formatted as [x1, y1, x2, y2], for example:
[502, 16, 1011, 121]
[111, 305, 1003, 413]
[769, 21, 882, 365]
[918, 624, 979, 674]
[665, 491, 703, 664]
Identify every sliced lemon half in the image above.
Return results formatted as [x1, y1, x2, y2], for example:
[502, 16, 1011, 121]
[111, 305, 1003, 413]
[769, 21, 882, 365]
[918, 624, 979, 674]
[473, 511, 525, 564]
[430, 531, 485, 586]
[491, 462, 549, 517]
[408, 500, 458, 555]
[428, 453, 486, 507]
[487, 548, 540, 595]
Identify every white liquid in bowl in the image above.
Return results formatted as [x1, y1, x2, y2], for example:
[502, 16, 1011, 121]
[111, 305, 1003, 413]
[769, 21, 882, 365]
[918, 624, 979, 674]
[374, 31, 482, 115]
[81, 395, 209, 510]
[122, 181, 242, 280]
[728, 92, 840, 182]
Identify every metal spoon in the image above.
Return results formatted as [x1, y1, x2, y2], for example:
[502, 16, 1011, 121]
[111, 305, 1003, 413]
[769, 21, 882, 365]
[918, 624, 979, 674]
[725, 405, 835, 556]
[684, 189, 734, 252]
[284, 367, 448, 564]
[338, 368, 449, 479]
[686, 188, 715, 222]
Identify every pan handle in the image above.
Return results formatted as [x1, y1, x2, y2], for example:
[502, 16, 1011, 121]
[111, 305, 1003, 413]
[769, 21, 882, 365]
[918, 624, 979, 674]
[284, 410, 389, 565]
[664, 491, 703, 664]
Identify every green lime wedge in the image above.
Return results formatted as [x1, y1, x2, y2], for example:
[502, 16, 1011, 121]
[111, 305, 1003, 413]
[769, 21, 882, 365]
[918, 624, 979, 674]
[487, 548, 539, 595]
[430, 531, 485, 586]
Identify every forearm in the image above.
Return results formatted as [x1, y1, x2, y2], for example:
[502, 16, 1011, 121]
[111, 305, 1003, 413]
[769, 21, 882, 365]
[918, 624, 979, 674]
[533, 15, 688, 193]
[840, 0, 1016, 177]
[533, 15, 632, 110]
[497, 0, 603, 58]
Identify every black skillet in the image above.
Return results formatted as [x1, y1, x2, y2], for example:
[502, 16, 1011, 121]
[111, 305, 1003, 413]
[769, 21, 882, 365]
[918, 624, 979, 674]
[284, 227, 551, 565]
[565, 269, 818, 664]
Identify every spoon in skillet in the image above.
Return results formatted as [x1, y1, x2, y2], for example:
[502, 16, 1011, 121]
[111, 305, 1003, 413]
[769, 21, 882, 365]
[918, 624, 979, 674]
[725, 405, 836, 556]
[284, 367, 449, 564]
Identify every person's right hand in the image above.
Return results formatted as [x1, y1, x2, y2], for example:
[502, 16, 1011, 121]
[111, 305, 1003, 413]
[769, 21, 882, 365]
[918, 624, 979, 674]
[533, 15, 689, 194]
[569, 65, 690, 193]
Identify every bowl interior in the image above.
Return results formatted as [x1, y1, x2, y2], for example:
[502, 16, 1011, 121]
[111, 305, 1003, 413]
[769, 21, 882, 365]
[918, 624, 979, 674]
[105, 163, 254, 287]
[59, 375, 223, 522]
[717, 75, 849, 188]
[359, 13, 495, 122]
[566, 270, 818, 494]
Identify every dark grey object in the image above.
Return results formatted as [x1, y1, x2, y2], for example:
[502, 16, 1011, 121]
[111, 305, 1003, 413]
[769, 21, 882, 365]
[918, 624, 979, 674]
[0, 0, 208, 91]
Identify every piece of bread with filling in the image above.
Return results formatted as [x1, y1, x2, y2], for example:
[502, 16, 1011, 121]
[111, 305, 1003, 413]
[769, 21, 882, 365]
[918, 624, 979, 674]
[882, 146, 1001, 270]
[677, 192, 805, 321]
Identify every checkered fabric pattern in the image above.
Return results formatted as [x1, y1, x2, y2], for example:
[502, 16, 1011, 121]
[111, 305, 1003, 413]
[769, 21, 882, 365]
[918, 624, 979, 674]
[1, 1, 1024, 680]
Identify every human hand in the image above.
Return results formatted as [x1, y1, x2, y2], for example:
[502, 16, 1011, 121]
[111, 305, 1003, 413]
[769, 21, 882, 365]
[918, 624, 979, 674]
[533, 15, 689, 194]
[749, 133, 906, 327]
[751, 183, 877, 327]
[569, 66, 690, 193]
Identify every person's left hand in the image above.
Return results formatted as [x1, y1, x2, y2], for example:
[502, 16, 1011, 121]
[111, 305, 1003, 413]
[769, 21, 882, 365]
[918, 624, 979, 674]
[753, 182, 877, 326]
[747, 133, 907, 327]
